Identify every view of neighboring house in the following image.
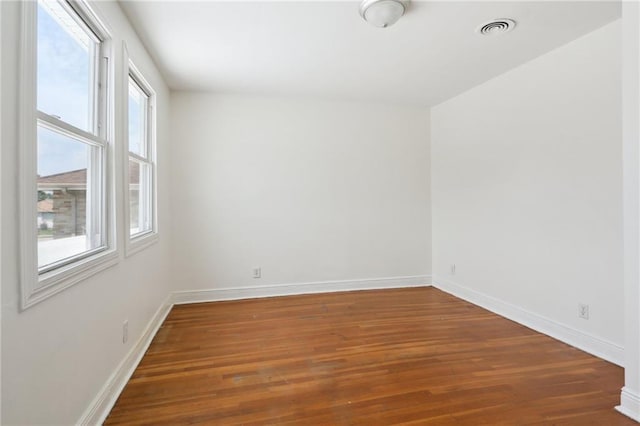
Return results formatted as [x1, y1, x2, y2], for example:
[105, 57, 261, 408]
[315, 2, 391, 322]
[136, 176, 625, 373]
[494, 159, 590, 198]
[37, 168, 87, 239]
[36, 166, 140, 267]
[37, 164, 141, 242]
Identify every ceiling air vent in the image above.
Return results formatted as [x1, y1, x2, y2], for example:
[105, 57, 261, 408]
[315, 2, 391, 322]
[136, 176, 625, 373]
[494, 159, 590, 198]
[477, 19, 516, 36]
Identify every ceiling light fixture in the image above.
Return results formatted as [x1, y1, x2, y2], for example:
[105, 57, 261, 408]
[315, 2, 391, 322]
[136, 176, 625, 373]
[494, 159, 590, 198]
[359, 0, 408, 28]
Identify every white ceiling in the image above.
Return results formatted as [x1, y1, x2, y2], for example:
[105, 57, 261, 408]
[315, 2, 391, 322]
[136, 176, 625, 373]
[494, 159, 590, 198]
[119, 1, 621, 107]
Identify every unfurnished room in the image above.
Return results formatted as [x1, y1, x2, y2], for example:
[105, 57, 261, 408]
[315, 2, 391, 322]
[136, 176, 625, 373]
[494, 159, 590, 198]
[1, 0, 640, 424]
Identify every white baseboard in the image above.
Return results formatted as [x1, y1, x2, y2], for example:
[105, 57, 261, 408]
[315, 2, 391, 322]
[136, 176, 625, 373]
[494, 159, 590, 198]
[171, 275, 432, 305]
[617, 387, 640, 422]
[432, 276, 624, 367]
[77, 295, 173, 426]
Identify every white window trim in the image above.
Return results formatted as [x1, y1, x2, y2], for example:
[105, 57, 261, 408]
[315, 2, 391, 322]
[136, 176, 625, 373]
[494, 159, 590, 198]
[123, 42, 158, 257]
[19, 0, 117, 310]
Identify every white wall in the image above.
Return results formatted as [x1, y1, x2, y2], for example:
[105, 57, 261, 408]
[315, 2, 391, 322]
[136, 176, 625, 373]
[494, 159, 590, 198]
[0, 1, 172, 424]
[619, 2, 640, 420]
[170, 94, 431, 292]
[432, 21, 623, 356]
[0, 2, 3, 421]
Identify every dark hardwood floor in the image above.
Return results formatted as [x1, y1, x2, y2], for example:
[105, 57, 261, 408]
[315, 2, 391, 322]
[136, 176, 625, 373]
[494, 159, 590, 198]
[105, 287, 634, 425]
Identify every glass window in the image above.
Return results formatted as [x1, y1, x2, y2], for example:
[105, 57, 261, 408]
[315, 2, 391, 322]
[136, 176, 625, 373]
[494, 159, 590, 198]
[128, 78, 147, 156]
[127, 71, 155, 240]
[33, 0, 109, 278]
[37, 0, 98, 132]
[21, 0, 115, 309]
[128, 159, 152, 235]
[37, 126, 102, 269]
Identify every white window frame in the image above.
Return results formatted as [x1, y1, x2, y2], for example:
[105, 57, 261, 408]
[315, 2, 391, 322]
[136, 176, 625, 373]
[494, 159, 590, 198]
[124, 44, 158, 256]
[19, 0, 116, 310]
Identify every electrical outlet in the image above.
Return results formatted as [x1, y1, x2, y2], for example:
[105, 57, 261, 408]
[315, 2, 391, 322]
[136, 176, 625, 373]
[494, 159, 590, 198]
[252, 267, 261, 279]
[578, 304, 589, 320]
[450, 264, 456, 275]
[123, 320, 129, 343]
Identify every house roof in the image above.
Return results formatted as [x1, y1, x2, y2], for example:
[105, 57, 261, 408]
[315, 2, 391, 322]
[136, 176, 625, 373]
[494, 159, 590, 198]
[37, 165, 141, 189]
[38, 169, 87, 186]
[37, 198, 53, 213]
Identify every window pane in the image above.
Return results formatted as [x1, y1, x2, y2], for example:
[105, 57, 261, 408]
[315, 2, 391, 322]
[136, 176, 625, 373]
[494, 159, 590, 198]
[37, 0, 97, 132]
[128, 78, 147, 156]
[37, 125, 99, 268]
[129, 160, 152, 236]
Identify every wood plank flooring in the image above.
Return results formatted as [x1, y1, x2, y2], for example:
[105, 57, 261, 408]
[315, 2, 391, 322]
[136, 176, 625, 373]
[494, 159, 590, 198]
[105, 287, 634, 425]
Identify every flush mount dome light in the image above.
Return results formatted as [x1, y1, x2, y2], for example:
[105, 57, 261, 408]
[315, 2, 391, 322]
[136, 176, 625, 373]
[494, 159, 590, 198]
[359, 0, 409, 28]
[477, 18, 517, 35]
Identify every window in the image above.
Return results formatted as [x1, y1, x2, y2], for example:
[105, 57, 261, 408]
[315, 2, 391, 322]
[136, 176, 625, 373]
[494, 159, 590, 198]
[125, 59, 157, 254]
[20, 0, 115, 309]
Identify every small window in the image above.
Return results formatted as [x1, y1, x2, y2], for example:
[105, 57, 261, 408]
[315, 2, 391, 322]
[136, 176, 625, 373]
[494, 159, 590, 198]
[20, 0, 115, 309]
[126, 63, 157, 252]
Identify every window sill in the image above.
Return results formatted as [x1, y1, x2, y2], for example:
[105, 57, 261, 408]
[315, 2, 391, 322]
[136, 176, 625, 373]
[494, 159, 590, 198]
[22, 248, 119, 310]
[125, 231, 159, 258]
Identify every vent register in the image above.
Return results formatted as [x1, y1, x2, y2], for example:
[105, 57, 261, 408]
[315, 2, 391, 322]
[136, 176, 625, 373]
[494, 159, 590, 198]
[477, 19, 517, 35]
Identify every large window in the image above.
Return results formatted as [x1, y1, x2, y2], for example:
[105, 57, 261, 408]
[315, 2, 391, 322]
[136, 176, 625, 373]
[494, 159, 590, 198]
[126, 61, 157, 253]
[20, 0, 115, 309]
